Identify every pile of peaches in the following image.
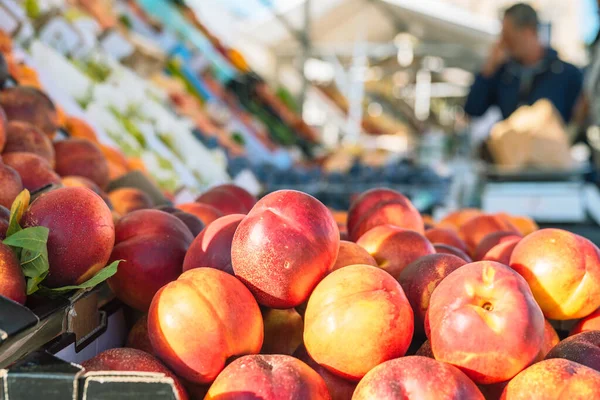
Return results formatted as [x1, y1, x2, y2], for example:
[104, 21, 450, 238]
[7, 177, 599, 399]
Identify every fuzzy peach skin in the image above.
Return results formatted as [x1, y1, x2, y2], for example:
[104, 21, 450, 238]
[304, 264, 414, 381]
[183, 214, 244, 274]
[205, 354, 330, 400]
[22, 187, 115, 287]
[3, 152, 60, 192]
[352, 356, 484, 400]
[127, 315, 153, 355]
[108, 188, 154, 216]
[232, 190, 339, 308]
[434, 244, 472, 263]
[0, 243, 26, 304]
[425, 227, 468, 252]
[196, 184, 256, 215]
[535, 319, 560, 362]
[261, 308, 304, 356]
[3, 121, 54, 166]
[330, 240, 377, 272]
[82, 348, 188, 400]
[510, 228, 600, 320]
[176, 202, 223, 226]
[459, 214, 519, 256]
[427, 261, 545, 384]
[54, 138, 110, 190]
[356, 225, 435, 279]
[571, 308, 600, 335]
[477, 237, 521, 265]
[416, 340, 434, 359]
[545, 331, 600, 372]
[347, 188, 424, 242]
[437, 209, 482, 231]
[0, 161, 22, 208]
[474, 231, 522, 262]
[398, 253, 467, 332]
[294, 345, 356, 400]
[108, 209, 194, 311]
[148, 268, 263, 384]
[500, 359, 600, 399]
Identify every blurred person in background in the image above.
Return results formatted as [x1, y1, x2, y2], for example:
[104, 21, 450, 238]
[465, 2, 583, 124]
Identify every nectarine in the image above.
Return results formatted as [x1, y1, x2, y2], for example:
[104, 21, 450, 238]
[196, 184, 256, 215]
[261, 308, 304, 355]
[434, 243, 472, 262]
[0, 161, 22, 208]
[331, 240, 377, 272]
[3, 121, 54, 166]
[176, 202, 223, 226]
[459, 214, 519, 255]
[3, 152, 59, 193]
[570, 308, 600, 335]
[545, 331, 600, 372]
[0, 243, 26, 304]
[54, 138, 110, 189]
[425, 227, 468, 252]
[108, 188, 154, 215]
[127, 315, 153, 355]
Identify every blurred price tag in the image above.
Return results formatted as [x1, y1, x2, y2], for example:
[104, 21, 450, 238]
[38, 16, 81, 56]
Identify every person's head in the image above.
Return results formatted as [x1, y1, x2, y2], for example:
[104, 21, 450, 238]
[502, 3, 541, 61]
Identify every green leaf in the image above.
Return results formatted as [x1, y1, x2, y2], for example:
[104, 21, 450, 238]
[3, 227, 49, 252]
[26, 270, 48, 295]
[6, 190, 30, 237]
[38, 260, 122, 296]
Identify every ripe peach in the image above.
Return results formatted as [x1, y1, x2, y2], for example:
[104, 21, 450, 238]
[177, 202, 223, 225]
[353, 356, 484, 400]
[3, 152, 59, 193]
[304, 264, 414, 381]
[536, 319, 560, 362]
[347, 188, 424, 242]
[0, 243, 26, 304]
[0, 161, 22, 208]
[155, 206, 205, 237]
[65, 116, 98, 143]
[3, 121, 54, 166]
[437, 208, 482, 231]
[205, 355, 330, 400]
[496, 213, 538, 236]
[294, 345, 356, 400]
[108, 209, 194, 311]
[474, 231, 522, 264]
[54, 138, 110, 190]
[148, 268, 263, 384]
[427, 261, 544, 384]
[510, 228, 600, 320]
[82, 348, 188, 400]
[127, 315, 153, 355]
[0, 205, 9, 239]
[232, 190, 339, 308]
[22, 187, 115, 287]
[459, 214, 519, 255]
[0, 106, 6, 151]
[108, 188, 154, 216]
[545, 331, 600, 372]
[331, 240, 377, 272]
[0, 86, 59, 137]
[571, 308, 600, 335]
[500, 359, 600, 399]
[196, 184, 256, 215]
[434, 243, 472, 262]
[425, 227, 468, 252]
[183, 214, 244, 274]
[261, 308, 304, 355]
[356, 225, 435, 279]
[398, 254, 467, 332]
[416, 340, 434, 358]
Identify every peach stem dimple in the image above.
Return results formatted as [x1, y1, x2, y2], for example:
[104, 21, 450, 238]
[482, 302, 494, 311]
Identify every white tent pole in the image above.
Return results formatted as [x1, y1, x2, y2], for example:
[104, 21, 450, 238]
[345, 35, 367, 145]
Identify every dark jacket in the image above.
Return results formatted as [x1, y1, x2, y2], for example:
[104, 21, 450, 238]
[464, 48, 583, 123]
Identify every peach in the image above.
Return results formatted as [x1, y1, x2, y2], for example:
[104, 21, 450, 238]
[100, 144, 129, 169]
[294, 345, 356, 400]
[425, 227, 468, 252]
[0, 86, 59, 137]
[205, 354, 330, 400]
[82, 348, 188, 400]
[459, 214, 519, 255]
[545, 331, 600, 372]
[331, 240, 377, 272]
[510, 228, 600, 320]
[183, 214, 244, 274]
[434, 243, 472, 262]
[427, 261, 544, 384]
[0, 161, 22, 208]
[177, 202, 223, 225]
[261, 308, 304, 355]
[196, 184, 256, 215]
[22, 187, 115, 287]
[127, 315, 153, 355]
[353, 356, 484, 400]
[304, 264, 414, 381]
[61, 176, 112, 207]
[3, 121, 54, 165]
[398, 254, 467, 332]
[536, 319, 560, 362]
[148, 268, 263, 384]
[437, 208, 482, 231]
[0, 105, 5, 151]
[155, 206, 205, 237]
[0, 243, 26, 304]
[474, 231, 522, 264]
[0, 205, 9, 239]
[108, 209, 194, 311]
[232, 190, 339, 308]
[416, 340, 434, 358]
[347, 188, 424, 242]
[497, 213, 538, 236]
[108, 188, 154, 215]
[570, 308, 600, 335]
[500, 359, 600, 399]
[356, 225, 435, 279]
[3, 152, 59, 193]
[54, 138, 110, 189]
[65, 116, 98, 143]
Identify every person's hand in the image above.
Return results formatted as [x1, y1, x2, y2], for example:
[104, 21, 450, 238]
[482, 41, 508, 77]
